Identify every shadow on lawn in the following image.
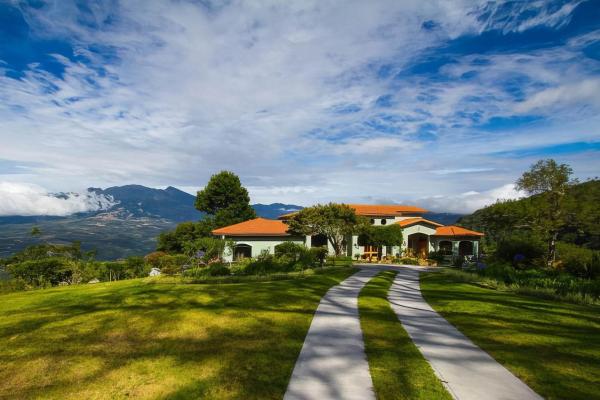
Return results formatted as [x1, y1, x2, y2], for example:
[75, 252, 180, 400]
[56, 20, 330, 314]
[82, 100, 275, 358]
[419, 273, 600, 400]
[0, 272, 351, 399]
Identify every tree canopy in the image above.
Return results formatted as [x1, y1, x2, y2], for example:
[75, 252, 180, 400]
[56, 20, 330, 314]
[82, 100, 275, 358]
[515, 159, 576, 265]
[158, 171, 256, 253]
[195, 171, 256, 228]
[287, 203, 358, 256]
[358, 224, 403, 247]
[459, 161, 599, 265]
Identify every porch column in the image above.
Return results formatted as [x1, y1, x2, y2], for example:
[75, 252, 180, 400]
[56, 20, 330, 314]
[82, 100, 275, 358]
[305, 235, 312, 247]
[473, 240, 479, 257]
[351, 235, 360, 258]
[452, 240, 460, 257]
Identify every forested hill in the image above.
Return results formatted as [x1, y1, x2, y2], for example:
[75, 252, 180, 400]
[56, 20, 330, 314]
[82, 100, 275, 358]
[458, 180, 600, 249]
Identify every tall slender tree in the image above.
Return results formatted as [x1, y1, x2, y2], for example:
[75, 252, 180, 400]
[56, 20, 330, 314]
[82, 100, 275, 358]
[516, 159, 576, 266]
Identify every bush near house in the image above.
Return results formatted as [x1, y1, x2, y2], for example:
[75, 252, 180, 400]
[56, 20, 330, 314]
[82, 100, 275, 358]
[180, 245, 335, 279]
[495, 233, 546, 268]
[556, 242, 600, 279]
[460, 261, 600, 304]
[394, 257, 419, 265]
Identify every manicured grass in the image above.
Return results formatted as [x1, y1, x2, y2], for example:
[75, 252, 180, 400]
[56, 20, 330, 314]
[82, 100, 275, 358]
[0, 269, 355, 399]
[358, 271, 452, 400]
[420, 270, 600, 400]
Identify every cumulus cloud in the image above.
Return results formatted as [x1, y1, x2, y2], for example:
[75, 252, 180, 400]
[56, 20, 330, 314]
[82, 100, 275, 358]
[418, 184, 526, 214]
[0, 182, 116, 216]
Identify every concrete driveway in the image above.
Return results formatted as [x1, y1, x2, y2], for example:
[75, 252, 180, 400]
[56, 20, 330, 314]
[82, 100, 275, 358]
[284, 264, 542, 400]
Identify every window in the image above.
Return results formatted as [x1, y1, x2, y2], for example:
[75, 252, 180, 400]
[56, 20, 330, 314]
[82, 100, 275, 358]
[234, 244, 252, 260]
[370, 218, 375, 224]
[381, 219, 387, 225]
[438, 241, 452, 255]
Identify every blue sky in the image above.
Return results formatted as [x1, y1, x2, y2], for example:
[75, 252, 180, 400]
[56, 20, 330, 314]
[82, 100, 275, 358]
[0, 0, 599, 214]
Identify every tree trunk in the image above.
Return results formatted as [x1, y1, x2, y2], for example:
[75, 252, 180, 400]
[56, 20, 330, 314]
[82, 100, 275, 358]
[329, 237, 341, 256]
[547, 231, 558, 267]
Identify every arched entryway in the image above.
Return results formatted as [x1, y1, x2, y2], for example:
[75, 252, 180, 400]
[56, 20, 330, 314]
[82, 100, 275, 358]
[233, 244, 252, 260]
[438, 240, 453, 255]
[407, 233, 429, 258]
[458, 241, 474, 256]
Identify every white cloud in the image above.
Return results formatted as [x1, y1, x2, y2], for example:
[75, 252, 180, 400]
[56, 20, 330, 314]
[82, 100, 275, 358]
[418, 184, 526, 214]
[514, 78, 600, 113]
[0, 182, 115, 216]
[0, 0, 598, 205]
[430, 168, 495, 175]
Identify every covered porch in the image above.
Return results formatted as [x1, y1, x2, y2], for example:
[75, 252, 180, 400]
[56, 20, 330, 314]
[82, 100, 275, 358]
[434, 238, 480, 258]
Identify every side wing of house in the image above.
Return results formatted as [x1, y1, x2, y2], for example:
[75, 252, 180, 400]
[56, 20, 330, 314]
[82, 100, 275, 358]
[212, 217, 306, 262]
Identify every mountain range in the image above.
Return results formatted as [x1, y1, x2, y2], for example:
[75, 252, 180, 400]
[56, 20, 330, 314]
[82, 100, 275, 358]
[0, 185, 462, 259]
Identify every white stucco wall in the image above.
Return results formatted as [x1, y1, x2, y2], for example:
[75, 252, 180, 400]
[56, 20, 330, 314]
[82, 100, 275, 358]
[220, 236, 306, 262]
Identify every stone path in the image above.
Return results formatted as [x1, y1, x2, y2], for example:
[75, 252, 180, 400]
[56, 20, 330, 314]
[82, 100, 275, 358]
[283, 269, 379, 400]
[388, 267, 543, 400]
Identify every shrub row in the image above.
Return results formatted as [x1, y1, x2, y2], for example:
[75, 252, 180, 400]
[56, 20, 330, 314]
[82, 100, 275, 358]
[462, 262, 600, 304]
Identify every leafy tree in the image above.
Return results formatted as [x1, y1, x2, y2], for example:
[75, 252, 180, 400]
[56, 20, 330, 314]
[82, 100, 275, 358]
[195, 171, 256, 229]
[182, 237, 229, 265]
[157, 221, 212, 253]
[124, 256, 147, 278]
[144, 251, 168, 269]
[287, 203, 357, 256]
[516, 159, 576, 266]
[157, 171, 255, 253]
[8, 242, 82, 263]
[104, 261, 126, 281]
[358, 224, 403, 247]
[7, 258, 72, 287]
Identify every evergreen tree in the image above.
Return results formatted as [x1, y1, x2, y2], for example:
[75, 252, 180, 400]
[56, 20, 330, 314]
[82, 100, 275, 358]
[195, 171, 256, 229]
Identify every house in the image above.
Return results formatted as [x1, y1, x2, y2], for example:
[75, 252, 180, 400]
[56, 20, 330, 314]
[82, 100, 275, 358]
[212, 204, 483, 262]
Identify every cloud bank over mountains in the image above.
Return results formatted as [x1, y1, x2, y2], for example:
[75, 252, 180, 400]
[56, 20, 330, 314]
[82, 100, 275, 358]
[0, 182, 115, 216]
[0, 1, 598, 211]
[0, 181, 523, 216]
[417, 184, 526, 214]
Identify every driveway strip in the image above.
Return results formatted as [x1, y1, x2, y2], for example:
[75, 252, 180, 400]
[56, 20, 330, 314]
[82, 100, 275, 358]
[284, 268, 379, 400]
[388, 267, 543, 400]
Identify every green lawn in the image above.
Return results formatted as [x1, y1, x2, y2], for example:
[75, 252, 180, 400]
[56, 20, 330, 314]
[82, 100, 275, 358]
[420, 270, 600, 400]
[0, 269, 354, 399]
[358, 270, 452, 400]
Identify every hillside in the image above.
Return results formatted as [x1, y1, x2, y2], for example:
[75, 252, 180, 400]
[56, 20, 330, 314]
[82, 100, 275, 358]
[0, 184, 463, 259]
[0, 185, 304, 259]
[458, 180, 600, 249]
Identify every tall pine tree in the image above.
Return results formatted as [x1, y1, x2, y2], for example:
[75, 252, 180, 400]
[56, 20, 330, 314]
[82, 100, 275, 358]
[195, 171, 256, 229]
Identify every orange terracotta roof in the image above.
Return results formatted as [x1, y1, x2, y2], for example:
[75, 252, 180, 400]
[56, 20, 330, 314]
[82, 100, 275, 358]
[279, 204, 427, 219]
[349, 204, 427, 216]
[434, 225, 484, 237]
[212, 218, 290, 236]
[396, 217, 443, 228]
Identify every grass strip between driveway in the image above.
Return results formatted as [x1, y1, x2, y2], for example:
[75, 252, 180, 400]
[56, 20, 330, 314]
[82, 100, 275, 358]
[358, 270, 452, 400]
[420, 270, 600, 400]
